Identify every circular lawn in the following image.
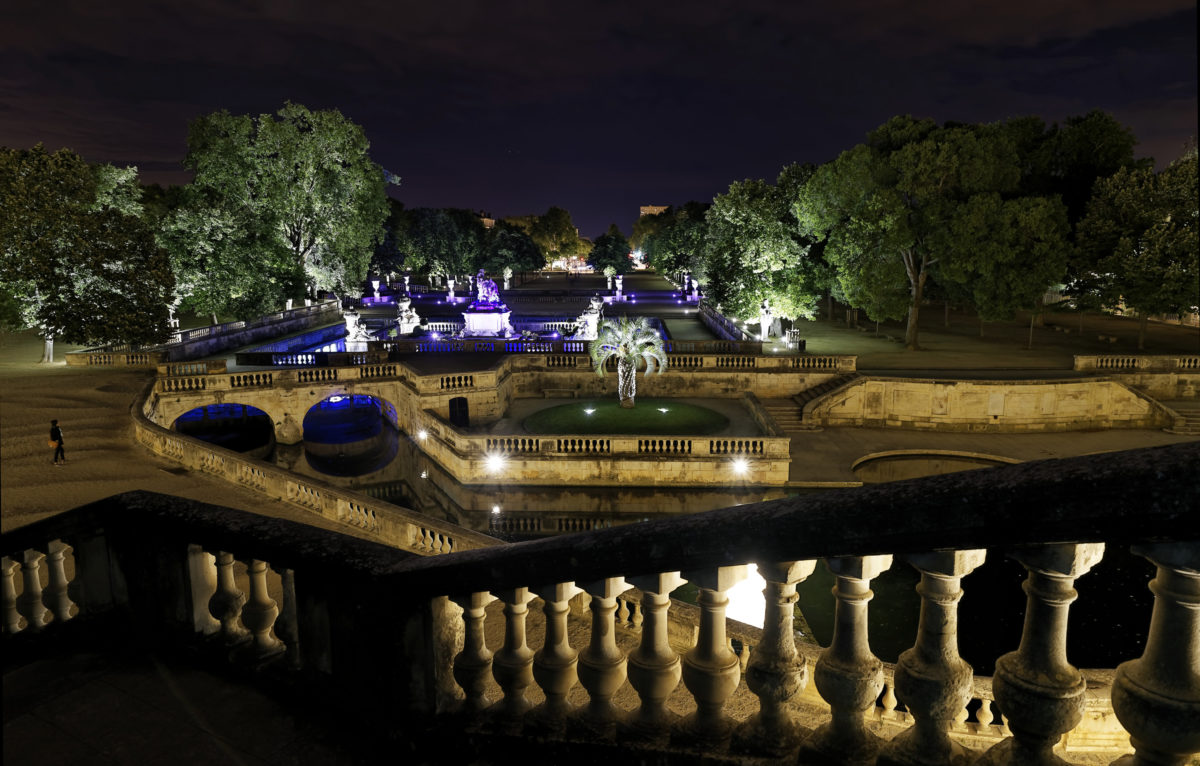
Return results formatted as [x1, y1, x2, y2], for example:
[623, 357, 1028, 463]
[522, 398, 730, 435]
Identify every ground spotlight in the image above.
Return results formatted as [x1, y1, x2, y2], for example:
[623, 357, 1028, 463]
[486, 453, 506, 473]
[584, 408, 595, 415]
[732, 457, 749, 475]
[418, 429, 428, 440]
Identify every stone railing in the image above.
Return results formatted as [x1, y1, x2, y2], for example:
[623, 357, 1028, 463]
[1074, 355, 1200, 372]
[131, 383, 496, 554]
[67, 300, 340, 367]
[698, 300, 753, 342]
[234, 350, 387, 367]
[4, 444, 1196, 764]
[157, 360, 228, 376]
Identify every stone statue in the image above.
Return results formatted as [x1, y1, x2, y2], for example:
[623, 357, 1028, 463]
[344, 307, 373, 343]
[571, 294, 605, 340]
[396, 296, 421, 335]
[475, 269, 500, 305]
[759, 300, 772, 340]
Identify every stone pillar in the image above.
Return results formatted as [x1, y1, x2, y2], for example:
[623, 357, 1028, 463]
[801, 554, 893, 765]
[491, 587, 535, 718]
[615, 275, 623, 300]
[239, 559, 283, 660]
[2, 557, 21, 634]
[880, 549, 987, 766]
[16, 550, 47, 632]
[208, 551, 249, 645]
[735, 560, 817, 756]
[450, 591, 496, 712]
[1111, 541, 1200, 766]
[676, 565, 749, 748]
[44, 541, 76, 625]
[978, 543, 1104, 766]
[576, 577, 632, 736]
[530, 581, 582, 732]
[625, 572, 684, 743]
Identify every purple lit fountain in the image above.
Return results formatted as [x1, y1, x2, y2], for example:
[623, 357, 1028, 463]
[461, 269, 514, 337]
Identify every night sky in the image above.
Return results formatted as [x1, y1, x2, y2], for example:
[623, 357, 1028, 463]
[2, 1, 1195, 238]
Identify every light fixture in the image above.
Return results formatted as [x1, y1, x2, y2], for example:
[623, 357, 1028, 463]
[418, 429, 428, 440]
[328, 395, 344, 403]
[732, 457, 749, 475]
[658, 408, 669, 414]
[491, 505, 501, 514]
[486, 453, 506, 472]
[584, 408, 595, 415]
[420, 470, 428, 479]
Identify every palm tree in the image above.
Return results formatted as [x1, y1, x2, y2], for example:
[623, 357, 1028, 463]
[590, 316, 667, 408]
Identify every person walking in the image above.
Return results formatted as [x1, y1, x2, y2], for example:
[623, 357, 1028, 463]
[50, 419, 65, 466]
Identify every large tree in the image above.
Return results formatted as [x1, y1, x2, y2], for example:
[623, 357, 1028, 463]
[1076, 149, 1199, 349]
[177, 102, 391, 306]
[704, 167, 823, 322]
[797, 116, 1068, 348]
[530, 206, 584, 264]
[479, 220, 543, 278]
[0, 146, 174, 361]
[641, 202, 709, 279]
[587, 224, 632, 274]
[393, 208, 478, 281]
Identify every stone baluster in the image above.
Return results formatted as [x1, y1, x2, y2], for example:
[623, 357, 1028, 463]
[801, 554, 893, 765]
[16, 549, 47, 632]
[275, 569, 302, 668]
[208, 551, 249, 645]
[239, 559, 282, 659]
[675, 565, 749, 748]
[880, 549, 986, 766]
[491, 587, 536, 718]
[530, 581, 581, 732]
[186, 545, 221, 635]
[576, 577, 632, 736]
[2, 557, 20, 634]
[977, 698, 995, 729]
[736, 560, 817, 757]
[625, 572, 683, 743]
[450, 591, 496, 712]
[1111, 541, 1200, 766]
[978, 543, 1104, 766]
[44, 541, 76, 624]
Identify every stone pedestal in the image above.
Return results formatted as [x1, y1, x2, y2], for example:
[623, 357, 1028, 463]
[462, 307, 513, 337]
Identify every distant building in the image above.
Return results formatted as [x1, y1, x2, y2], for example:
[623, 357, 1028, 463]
[639, 205, 669, 217]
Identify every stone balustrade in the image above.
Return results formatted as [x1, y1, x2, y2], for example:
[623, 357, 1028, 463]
[1074, 354, 1200, 372]
[2, 443, 1198, 763]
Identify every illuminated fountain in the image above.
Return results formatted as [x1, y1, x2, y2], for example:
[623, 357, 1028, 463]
[461, 268, 514, 337]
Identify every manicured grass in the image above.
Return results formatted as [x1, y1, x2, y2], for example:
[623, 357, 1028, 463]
[522, 398, 730, 435]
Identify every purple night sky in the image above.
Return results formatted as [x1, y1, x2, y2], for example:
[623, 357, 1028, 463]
[2, 0, 1195, 238]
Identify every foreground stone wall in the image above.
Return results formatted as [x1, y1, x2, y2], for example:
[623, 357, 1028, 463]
[806, 377, 1171, 432]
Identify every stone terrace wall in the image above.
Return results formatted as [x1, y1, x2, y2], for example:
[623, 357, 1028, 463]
[806, 377, 1172, 432]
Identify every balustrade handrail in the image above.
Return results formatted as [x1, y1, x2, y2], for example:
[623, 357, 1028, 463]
[379, 442, 1199, 597]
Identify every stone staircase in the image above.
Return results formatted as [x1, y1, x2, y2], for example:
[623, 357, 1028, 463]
[1164, 402, 1200, 435]
[761, 374, 861, 432]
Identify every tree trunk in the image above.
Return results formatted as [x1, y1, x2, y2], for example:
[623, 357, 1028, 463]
[618, 359, 636, 408]
[40, 335, 54, 364]
[1027, 312, 1035, 350]
[1079, 311, 1084, 334]
[1138, 314, 1148, 351]
[905, 278, 925, 350]
[944, 299, 950, 328]
[826, 294, 834, 323]
[980, 315, 985, 337]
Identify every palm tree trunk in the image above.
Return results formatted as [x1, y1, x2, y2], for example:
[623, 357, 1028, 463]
[618, 359, 636, 408]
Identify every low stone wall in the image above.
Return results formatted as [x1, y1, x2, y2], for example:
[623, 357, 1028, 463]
[806, 377, 1172, 432]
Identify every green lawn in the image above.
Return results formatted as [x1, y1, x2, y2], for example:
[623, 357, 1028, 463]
[522, 398, 730, 435]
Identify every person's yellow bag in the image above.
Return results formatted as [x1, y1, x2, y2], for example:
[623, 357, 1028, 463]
[48, 439, 57, 447]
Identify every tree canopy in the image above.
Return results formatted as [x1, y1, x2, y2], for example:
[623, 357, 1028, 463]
[0, 145, 174, 360]
[168, 102, 391, 314]
[1076, 148, 1199, 348]
[530, 206, 584, 263]
[587, 224, 631, 274]
[796, 116, 1069, 348]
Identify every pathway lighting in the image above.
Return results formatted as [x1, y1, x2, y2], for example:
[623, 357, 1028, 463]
[732, 457, 749, 475]
[420, 470, 428, 479]
[658, 408, 669, 414]
[584, 408, 595, 415]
